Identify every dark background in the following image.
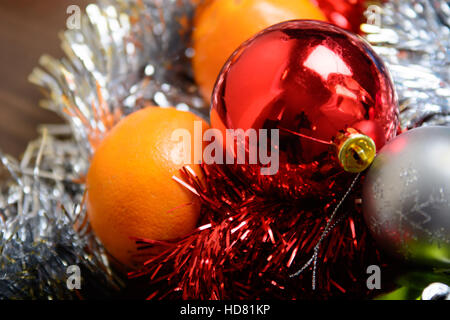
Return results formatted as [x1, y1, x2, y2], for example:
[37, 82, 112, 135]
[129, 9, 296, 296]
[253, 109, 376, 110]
[0, 0, 91, 157]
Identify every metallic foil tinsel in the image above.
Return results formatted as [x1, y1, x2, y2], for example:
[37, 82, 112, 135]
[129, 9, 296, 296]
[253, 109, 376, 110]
[28, 0, 206, 156]
[362, 0, 450, 129]
[0, 125, 122, 299]
[2, 0, 202, 299]
[129, 165, 387, 299]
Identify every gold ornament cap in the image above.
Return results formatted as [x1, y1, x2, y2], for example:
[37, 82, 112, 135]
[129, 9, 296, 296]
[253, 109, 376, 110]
[337, 131, 376, 173]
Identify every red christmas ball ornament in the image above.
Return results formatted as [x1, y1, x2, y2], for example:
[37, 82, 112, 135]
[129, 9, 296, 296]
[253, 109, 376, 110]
[211, 20, 399, 197]
[312, 0, 368, 34]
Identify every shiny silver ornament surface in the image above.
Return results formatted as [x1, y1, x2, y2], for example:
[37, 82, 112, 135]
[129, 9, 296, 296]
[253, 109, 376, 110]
[363, 126, 450, 267]
[421, 282, 450, 300]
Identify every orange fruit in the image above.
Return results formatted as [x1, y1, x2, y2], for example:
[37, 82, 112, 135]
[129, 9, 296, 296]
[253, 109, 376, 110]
[86, 107, 209, 267]
[192, 0, 327, 102]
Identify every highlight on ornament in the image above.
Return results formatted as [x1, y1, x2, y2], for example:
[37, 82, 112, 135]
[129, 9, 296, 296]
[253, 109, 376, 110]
[0, 0, 449, 304]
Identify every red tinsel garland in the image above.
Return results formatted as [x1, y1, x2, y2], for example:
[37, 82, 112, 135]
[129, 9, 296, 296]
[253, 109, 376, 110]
[129, 163, 389, 299]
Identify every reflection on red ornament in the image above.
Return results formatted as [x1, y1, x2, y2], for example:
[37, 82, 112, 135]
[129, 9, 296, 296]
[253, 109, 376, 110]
[211, 20, 399, 197]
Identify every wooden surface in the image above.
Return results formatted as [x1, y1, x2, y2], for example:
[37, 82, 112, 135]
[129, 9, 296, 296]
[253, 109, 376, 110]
[0, 0, 91, 157]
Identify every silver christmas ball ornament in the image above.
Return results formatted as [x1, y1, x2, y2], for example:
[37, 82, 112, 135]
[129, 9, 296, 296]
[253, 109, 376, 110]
[363, 126, 450, 267]
[421, 283, 450, 300]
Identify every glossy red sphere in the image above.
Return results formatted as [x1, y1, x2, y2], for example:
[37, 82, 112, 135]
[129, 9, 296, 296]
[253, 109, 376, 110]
[210, 20, 399, 197]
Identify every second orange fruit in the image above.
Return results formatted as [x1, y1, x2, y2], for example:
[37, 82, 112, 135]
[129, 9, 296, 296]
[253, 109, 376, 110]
[192, 0, 327, 102]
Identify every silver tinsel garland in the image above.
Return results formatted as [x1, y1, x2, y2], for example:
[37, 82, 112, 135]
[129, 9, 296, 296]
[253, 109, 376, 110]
[0, 125, 122, 299]
[2, 0, 201, 299]
[1, 0, 448, 299]
[363, 0, 449, 128]
[29, 0, 205, 157]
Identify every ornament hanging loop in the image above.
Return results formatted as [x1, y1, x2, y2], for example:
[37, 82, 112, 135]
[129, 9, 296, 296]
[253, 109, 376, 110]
[336, 129, 376, 173]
